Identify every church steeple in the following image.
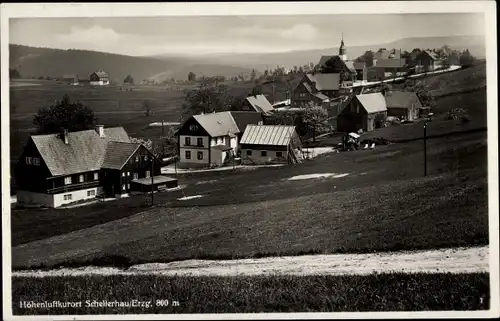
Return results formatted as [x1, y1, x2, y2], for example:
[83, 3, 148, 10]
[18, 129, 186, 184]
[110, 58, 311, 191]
[339, 33, 347, 61]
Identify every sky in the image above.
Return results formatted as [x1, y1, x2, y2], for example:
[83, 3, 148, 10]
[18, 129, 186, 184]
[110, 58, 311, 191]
[9, 13, 485, 56]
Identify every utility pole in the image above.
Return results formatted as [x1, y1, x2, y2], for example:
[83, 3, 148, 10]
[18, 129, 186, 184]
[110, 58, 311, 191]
[424, 120, 428, 176]
[161, 119, 164, 137]
[151, 158, 154, 206]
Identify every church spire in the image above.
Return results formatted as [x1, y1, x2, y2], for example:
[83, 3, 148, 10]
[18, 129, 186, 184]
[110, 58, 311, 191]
[339, 33, 347, 61]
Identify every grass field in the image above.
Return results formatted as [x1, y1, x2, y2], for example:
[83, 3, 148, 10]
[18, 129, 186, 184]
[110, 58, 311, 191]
[11, 273, 489, 314]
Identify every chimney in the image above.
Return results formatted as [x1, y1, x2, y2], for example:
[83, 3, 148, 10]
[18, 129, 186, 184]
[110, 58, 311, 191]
[62, 129, 69, 144]
[96, 125, 105, 138]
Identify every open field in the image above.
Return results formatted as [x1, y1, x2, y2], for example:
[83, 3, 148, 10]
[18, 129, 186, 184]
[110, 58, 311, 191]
[12, 273, 489, 314]
[11, 130, 488, 269]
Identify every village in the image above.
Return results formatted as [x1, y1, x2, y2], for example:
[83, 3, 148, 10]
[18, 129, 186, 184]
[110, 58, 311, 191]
[12, 36, 469, 208]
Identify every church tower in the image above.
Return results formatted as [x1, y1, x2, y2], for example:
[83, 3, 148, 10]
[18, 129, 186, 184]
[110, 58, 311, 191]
[339, 33, 347, 61]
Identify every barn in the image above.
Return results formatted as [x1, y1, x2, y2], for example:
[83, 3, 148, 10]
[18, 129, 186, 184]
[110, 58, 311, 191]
[385, 91, 423, 121]
[336, 92, 388, 133]
[239, 125, 302, 165]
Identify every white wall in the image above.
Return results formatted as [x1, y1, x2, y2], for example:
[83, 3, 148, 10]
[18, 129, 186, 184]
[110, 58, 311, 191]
[179, 148, 209, 164]
[17, 187, 103, 208]
[180, 135, 210, 148]
[53, 187, 103, 208]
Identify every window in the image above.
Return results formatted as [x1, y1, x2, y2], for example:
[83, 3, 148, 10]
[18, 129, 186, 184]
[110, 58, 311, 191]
[127, 184, 130, 190]
[122, 172, 126, 177]
[25, 157, 32, 165]
[64, 177, 72, 185]
[246, 150, 252, 156]
[146, 171, 150, 178]
[261, 151, 267, 157]
[299, 93, 306, 98]
[63, 194, 72, 201]
[87, 190, 96, 197]
[127, 172, 130, 176]
[144, 155, 148, 161]
[79, 175, 84, 183]
[133, 173, 138, 180]
[185, 151, 191, 159]
[197, 138, 203, 147]
[33, 157, 40, 166]
[135, 156, 139, 162]
[185, 137, 191, 146]
[94, 172, 99, 180]
[197, 151, 203, 160]
[122, 184, 126, 191]
[276, 152, 283, 158]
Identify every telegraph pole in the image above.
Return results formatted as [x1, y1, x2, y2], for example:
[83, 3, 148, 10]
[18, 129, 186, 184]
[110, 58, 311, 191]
[151, 158, 154, 206]
[424, 120, 428, 176]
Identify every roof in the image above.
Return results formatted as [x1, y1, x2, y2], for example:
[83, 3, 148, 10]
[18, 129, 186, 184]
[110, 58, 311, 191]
[375, 59, 406, 68]
[245, 95, 274, 113]
[374, 49, 401, 60]
[132, 175, 177, 185]
[306, 73, 340, 91]
[30, 127, 131, 177]
[101, 142, 141, 170]
[93, 71, 108, 78]
[343, 61, 358, 73]
[240, 125, 297, 146]
[229, 111, 263, 133]
[193, 111, 240, 137]
[349, 132, 360, 139]
[355, 93, 387, 114]
[385, 91, 422, 109]
[211, 145, 233, 151]
[314, 92, 329, 101]
[318, 55, 336, 67]
[422, 50, 441, 61]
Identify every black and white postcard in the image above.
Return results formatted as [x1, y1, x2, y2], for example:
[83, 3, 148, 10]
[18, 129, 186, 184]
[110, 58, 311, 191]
[1, 1, 498, 320]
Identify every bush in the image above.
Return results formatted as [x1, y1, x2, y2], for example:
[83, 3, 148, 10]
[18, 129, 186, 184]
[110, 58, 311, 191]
[461, 115, 471, 124]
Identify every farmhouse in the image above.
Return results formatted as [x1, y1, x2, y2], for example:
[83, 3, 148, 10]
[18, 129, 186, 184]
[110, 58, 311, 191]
[291, 73, 338, 107]
[239, 125, 302, 165]
[415, 50, 444, 73]
[373, 58, 408, 79]
[15, 126, 174, 208]
[176, 111, 263, 168]
[89, 70, 110, 86]
[384, 90, 423, 121]
[336, 92, 387, 133]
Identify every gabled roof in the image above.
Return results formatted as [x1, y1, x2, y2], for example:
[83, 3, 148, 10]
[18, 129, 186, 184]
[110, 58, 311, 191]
[101, 142, 141, 170]
[374, 59, 407, 68]
[229, 111, 263, 133]
[314, 92, 330, 101]
[318, 55, 336, 67]
[422, 50, 441, 61]
[93, 71, 109, 78]
[30, 127, 131, 177]
[385, 91, 423, 109]
[355, 93, 387, 114]
[245, 94, 274, 113]
[343, 61, 358, 73]
[318, 55, 356, 73]
[240, 125, 297, 146]
[193, 111, 240, 137]
[306, 73, 340, 91]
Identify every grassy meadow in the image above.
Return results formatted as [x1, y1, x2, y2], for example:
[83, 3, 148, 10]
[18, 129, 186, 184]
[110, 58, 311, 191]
[12, 273, 490, 314]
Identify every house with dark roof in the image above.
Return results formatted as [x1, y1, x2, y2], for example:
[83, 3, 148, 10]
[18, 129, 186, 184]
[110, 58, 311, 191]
[90, 70, 110, 86]
[336, 92, 388, 133]
[15, 125, 170, 208]
[384, 90, 423, 121]
[291, 73, 340, 107]
[373, 58, 408, 79]
[415, 50, 444, 72]
[239, 125, 302, 165]
[175, 111, 263, 168]
[240, 94, 274, 114]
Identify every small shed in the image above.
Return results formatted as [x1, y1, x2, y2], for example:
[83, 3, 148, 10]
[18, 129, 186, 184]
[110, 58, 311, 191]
[337, 92, 387, 133]
[239, 125, 302, 165]
[130, 175, 178, 194]
[385, 91, 423, 121]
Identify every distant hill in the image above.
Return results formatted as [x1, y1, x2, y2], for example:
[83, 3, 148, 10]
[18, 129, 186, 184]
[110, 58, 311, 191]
[154, 35, 486, 70]
[9, 44, 257, 82]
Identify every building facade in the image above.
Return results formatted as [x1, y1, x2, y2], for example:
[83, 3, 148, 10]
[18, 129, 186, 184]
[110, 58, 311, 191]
[90, 70, 110, 85]
[337, 93, 388, 133]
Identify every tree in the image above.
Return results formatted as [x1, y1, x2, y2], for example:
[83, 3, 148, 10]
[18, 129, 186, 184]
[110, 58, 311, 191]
[123, 74, 134, 84]
[250, 85, 263, 96]
[188, 71, 197, 82]
[459, 49, 475, 67]
[354, 50, 374, 67]
[181, 83, 231, 121]
[250, 69, 257, 81]
[9, 68, 21, 79]
[301, 102, 328, 142]
[33, 94, 97, 134]
[143, 99, 153, 116]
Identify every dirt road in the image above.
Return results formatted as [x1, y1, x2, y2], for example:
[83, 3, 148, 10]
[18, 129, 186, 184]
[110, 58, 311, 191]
[13, 246, 488, 277]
